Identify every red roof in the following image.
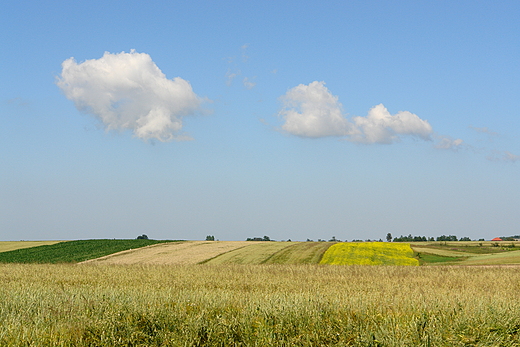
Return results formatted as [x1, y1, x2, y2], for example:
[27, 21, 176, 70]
[491, 237, 503, 241]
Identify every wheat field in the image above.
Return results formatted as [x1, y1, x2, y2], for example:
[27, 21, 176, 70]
[2, 263, 520, 346]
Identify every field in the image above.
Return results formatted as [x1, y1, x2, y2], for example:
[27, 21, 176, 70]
[320, 242, 419, 266]
[83, 241, 260, 265]
[0, 239, 175, 263]
[3, 240, 520, 266]
[2, 263, 520, 346]
[411, 241, 520, 265]
[0, 240, 63, 253]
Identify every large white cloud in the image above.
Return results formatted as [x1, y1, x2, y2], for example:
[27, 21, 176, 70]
[57, 50, 203, 142]
[278, 81, 434, 144]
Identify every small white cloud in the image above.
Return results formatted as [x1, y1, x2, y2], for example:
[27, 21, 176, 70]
[57, 50, 204, 142]
[434, 135, 464, 150]
[350, 104, 432, 144]
[241, 44, 249, 62]
[243, 77, 256, 90]
[278, 81, 352, 138]
[225, 69, 240, 86]
[487, 150, 520, 163]
[469, 125, 499, 137]
[277, 81, 433, 143]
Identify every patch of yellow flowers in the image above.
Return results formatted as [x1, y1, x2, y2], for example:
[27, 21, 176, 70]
[320, 242, 419, 266]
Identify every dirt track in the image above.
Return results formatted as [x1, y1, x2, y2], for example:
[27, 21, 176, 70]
[79, 241, 259, 265]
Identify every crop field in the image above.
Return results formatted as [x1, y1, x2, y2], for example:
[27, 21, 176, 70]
[83, 241, 260, 265]
[320, 242, 419, 266]
[2, 263, 520, 346]
[203, 242, 295, 264]
[262, 241, 334, 264]
[411, 241, 520, 265]
[0, 241, 63, 253]
[0, 239, 174, 263]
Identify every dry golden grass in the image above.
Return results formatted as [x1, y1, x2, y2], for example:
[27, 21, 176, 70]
[0, 241, 63, 253]
[81, 241, 258, 265]
[2, 263, 520, 346]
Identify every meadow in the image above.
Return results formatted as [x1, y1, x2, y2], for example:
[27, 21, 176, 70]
[2, 263, 520, 346]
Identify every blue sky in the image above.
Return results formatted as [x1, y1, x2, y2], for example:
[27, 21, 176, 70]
[1, 1, 519, 241]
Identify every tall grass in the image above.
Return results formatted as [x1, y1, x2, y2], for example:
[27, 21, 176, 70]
[2, 264, 520, 346]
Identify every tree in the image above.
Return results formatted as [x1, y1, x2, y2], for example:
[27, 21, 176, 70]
[136, 234, 148, 240]
[386, 233, 392, 242]
[205, 235, 215, 241]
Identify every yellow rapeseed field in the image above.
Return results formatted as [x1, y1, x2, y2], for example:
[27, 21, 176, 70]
[320, 242, 419, 265]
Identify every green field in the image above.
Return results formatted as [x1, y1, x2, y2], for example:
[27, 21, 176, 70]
[411, 241, 520, 265]
[2, 263, 520, 346]
[203, 242, 294, 264]
[0, 239, 175, 263]
[262, 241, 334, 264]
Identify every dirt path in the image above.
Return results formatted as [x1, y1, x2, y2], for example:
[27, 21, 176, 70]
[79, 241, 260, 265]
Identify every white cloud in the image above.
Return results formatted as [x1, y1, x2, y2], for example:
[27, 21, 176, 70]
[57, 50, 203, 142]
[225, 69, 240, 86]
[469, 125, 499, 137]
[350, 104, 432, 144]
[278, 81, 351, 138]
[487, 150, 520, 163]
[434, 135, 464, 150]
[243, 77, 256, 90]
[277, 81, 433, 143]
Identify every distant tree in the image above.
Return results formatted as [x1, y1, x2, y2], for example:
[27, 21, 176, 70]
[136, 234, 149, 240]
[205, 235, 215, 241]
[386, 233, 392, 242]
[459, 237, 471, 241]
[247, 236, 272, 241]
[436, 235, 458, 241]
[306, 238, 313, 242]
[329, 236, 338, 242]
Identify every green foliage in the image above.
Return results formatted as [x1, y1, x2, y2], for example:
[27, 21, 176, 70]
[205, 235, 215, 241]
[436, 235, 458, 241]
[394, 234, 428, 242]
[0, 239, 174, 264]
[246, 236, 272, 241]
[136, 234, 149, 240]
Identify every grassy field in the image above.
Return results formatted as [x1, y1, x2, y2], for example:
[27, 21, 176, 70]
[3, 240, 520, 266]
[0, 241, 63, 253]
[83, 241, 258, 265]
[0, 239, 175, 263]
[203, 242, 295, 264]
[411, 241, 520, 265]
[2, 263, 520, 346]
[262, 242, 334, 264]
[320, 242, 419, 266]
